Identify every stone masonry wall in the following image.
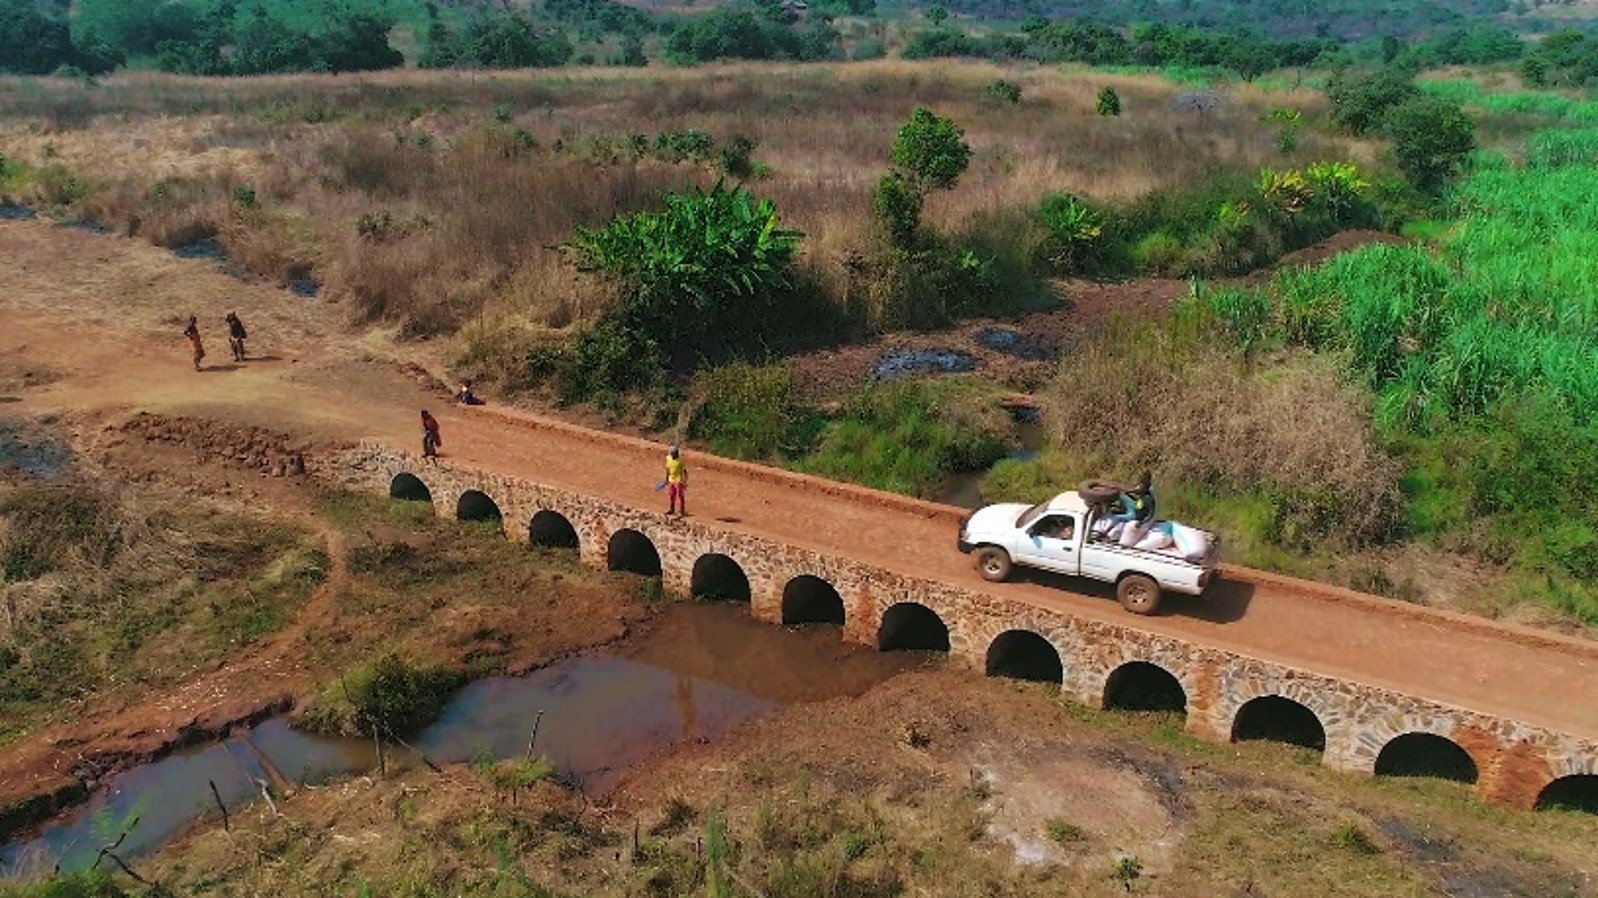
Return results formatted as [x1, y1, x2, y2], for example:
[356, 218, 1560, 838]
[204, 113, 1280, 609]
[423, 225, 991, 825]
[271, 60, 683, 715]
[330, 443, 1597, 810]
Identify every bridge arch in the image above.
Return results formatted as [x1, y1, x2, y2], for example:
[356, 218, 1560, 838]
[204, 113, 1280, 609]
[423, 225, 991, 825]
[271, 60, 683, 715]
[1232, 695, 1326, 753]
[528, 509, 579, 550]
[456, 489, 503, 522]
[985, 630, 1063, 684]
[1102, 661, 1187, 714]
[877, 602, 950, 652]
[607, 528, 662, 577]
[782, 575, 844, 626]
[692, 553, 751, 603]
[1374, 732, 1478, 784]
[389, 472, 432, 503]
[1536, 775, 1598, 814]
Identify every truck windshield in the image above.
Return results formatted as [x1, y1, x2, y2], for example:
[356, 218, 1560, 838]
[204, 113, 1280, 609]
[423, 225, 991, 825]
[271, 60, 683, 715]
[1015, 501, 1049, 529]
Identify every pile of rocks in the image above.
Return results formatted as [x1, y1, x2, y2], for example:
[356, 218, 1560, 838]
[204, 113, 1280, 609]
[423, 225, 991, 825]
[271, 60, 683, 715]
[118, 413, 317, 478]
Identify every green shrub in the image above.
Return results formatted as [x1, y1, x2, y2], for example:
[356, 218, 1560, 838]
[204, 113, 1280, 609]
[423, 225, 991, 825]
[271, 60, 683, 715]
[297, 652, 465, 738]
[872, 171, 923, 245]
[1130, 231, 1185, 274]
[1035, 192, 1103, 274]
[1382, 95, 1475, 193]
[1096, 86, 1120, 116]
[690, 362, 800, 460]
[795, 380, 1008, 496]
[986, 79, 1022, 105]
[1327, 69, 1420, 135]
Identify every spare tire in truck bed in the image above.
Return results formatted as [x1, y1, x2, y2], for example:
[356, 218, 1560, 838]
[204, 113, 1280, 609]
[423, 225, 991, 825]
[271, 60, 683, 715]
[1079, 480, 1128, 505]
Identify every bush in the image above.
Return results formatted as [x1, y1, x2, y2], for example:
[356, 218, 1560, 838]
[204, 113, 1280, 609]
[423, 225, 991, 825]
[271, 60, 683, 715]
[690, 362, 803, 459]
[1327, 69, 1420, 135]
[422, 10, 573, 68]
[297, 652, 465, 738]
[795, 379, 1008, 496]
[1035, 192, 1104, 274]
[986, 79, 1022, 105]
[562, 181, 803, 371]
[1096, 86, 1121, 116]
[1045, 314, 1402, 548]
[1381, 96, 1475, 193]
[872, 172, 923, 246]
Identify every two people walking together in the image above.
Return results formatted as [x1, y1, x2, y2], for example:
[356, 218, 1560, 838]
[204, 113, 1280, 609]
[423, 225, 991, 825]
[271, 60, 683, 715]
[181, 312, 249, 371]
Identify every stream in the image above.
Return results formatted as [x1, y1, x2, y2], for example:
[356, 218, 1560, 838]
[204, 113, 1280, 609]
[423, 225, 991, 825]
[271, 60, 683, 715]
[0, 603, 918, 878]
[936, 415, 1047, 509]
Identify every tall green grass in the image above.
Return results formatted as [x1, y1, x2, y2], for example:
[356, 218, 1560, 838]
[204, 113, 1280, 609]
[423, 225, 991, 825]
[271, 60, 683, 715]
[1421, 80, 1598, 124]
[1191, 132, 1598, 622]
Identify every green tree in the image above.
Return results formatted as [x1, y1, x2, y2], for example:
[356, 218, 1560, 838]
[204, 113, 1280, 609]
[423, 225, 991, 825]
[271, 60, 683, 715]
[1381, 95, 1475, 192]
[1326, 68, 1420, 135]
[73, 0, 200, 67]
[562, 181, 803, 366]
[0, 0, 73, 74]
[890, 106, 972, 192]
[926, 3, 948, 25]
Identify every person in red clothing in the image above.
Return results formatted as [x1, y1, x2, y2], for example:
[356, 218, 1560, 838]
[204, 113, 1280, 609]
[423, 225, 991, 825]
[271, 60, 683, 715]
[421, 410, 442, 461]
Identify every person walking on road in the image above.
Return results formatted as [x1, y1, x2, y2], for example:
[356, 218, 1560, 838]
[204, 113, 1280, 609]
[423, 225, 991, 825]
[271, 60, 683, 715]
[421, 409, 442, 462]
[183, 315, 205, 371]
[224, 312, 248, 362]
[663, 444, 688, 516]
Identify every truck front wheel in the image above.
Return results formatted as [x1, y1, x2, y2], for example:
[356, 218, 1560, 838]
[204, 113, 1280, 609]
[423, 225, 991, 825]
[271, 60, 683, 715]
[976, 547, 1012, 583]
[1116, 574, 1161, 615]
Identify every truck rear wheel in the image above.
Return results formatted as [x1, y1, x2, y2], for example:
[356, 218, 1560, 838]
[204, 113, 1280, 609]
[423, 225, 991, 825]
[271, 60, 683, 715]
[1116, 574, 1161, 615]
[976, 547, 1012, 583]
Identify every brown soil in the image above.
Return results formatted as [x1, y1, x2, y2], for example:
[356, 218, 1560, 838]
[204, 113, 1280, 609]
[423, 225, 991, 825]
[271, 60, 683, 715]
[1, 219, 1593, 840]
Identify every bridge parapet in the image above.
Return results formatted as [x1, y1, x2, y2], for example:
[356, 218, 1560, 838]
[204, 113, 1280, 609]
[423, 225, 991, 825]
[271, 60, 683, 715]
[334, 442, 1598, 811]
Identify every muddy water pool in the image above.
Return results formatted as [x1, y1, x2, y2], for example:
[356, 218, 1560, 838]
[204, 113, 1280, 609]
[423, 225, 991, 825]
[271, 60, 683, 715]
[1, 602, 920, 876]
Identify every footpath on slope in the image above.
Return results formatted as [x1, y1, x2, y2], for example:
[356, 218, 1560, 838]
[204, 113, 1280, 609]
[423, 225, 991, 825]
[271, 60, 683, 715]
[2, 217, 1595, 758]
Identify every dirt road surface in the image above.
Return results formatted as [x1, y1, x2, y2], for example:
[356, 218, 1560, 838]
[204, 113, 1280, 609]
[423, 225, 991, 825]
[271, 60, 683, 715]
[3, 218, 1596, 768]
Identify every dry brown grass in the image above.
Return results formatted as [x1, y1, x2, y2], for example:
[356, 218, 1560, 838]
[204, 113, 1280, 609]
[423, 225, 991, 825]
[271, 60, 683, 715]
[0, 62, 1368, 340]
[1044, 318, 1402, 548]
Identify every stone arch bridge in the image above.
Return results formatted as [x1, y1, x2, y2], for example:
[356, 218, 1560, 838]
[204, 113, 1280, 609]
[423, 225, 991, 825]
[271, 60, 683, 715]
[333, 444, 1598, 813]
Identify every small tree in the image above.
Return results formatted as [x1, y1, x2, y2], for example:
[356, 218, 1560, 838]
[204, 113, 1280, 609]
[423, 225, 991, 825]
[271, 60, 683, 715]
[926, 4, 948, 26]
[1096, 86, 1121, 116]
[562, 181, 803, 364]
[890, 106, 972, 192]
[1326, 68, 1419, 135]
[872, 171, 924, 246]
[1382, 96, 1475, 192]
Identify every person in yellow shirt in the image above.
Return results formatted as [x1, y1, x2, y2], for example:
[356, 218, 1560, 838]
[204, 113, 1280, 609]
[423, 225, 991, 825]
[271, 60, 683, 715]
[664, 444, 688, 516]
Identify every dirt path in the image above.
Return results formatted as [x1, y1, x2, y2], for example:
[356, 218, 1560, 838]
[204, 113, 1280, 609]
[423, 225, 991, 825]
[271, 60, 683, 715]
[2, 219, 1596, 814]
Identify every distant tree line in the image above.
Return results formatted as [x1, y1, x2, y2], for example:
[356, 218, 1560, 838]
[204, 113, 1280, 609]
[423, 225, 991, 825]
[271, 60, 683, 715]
[902, 19, 1328, 77]
[2, 0, 1595, 81]
[926, 0, 1541, 43]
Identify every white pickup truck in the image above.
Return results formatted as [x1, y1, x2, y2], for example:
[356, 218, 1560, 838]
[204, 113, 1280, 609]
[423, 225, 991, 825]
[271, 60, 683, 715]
[956, 490, 1220, 615]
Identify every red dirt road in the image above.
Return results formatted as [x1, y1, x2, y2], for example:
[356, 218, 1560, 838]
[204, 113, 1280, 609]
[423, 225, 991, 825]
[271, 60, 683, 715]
[3, 219, 1596, 749]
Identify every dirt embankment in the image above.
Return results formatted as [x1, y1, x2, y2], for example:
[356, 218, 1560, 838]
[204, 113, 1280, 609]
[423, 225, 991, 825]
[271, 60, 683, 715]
[0, 412, 637, 843]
